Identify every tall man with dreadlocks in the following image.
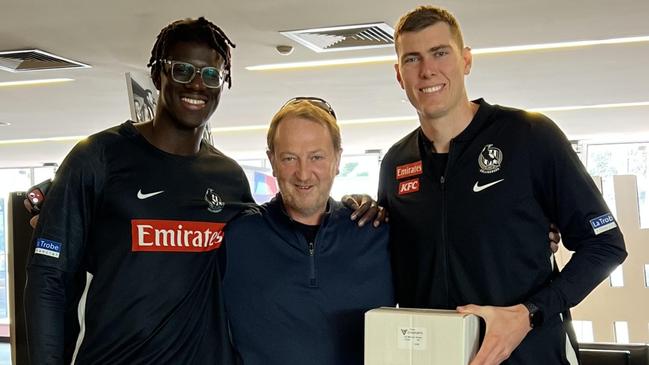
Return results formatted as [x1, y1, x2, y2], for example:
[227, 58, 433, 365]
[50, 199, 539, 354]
[24, 17, 253, 364]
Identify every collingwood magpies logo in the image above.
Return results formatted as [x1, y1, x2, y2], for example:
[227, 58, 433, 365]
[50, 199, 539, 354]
[478, 144, 503, 174]
[204, 188, 225, 213]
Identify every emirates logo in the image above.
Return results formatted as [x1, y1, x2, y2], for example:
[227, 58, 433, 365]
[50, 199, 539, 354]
[131, 219, 225, 252]
[396, 160, 423, 180]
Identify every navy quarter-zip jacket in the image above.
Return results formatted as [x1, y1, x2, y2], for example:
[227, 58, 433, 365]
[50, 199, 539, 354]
[222, 195, 395, 365]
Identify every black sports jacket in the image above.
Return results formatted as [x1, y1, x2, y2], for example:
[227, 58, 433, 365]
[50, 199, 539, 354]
[379, 99, 626, 364]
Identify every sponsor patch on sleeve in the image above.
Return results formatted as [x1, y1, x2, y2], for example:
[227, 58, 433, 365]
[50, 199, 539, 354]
[589, 213, 617, 235]
[34, 238, 62, 258]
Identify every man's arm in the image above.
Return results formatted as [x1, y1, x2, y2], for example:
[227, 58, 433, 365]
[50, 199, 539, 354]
[25, 266, 81, 364]
[25, 139, 104, 364]
[525, 115, 627, 317]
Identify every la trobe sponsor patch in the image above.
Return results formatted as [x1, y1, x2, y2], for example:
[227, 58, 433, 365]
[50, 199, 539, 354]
[35, 238, 62, 258]
[589, 213, 617, 235]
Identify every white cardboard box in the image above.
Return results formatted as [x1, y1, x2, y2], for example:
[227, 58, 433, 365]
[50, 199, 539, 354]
[364, 307, 480, 365]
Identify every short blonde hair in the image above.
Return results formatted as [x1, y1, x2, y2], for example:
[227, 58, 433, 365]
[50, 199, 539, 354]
[394, 6, 465, 50]
[267, 99, 341, 152]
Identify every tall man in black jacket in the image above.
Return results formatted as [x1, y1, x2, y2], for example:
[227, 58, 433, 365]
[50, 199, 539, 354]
[379, 6, 627, 365]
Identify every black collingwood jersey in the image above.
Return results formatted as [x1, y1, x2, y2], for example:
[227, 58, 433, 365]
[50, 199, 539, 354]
[378, 99, 626, 364]
[26, 121, 254, 364]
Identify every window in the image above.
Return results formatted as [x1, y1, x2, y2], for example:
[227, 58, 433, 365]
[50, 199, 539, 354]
[0, 166, 57, 322]
[587, 142, 649, 228]
[331, 154, 381, 200]
[614, 321, 630, 344]
[33, 165, 58, 184]
[609, 265, 625, 287]
[237, 158, 268, 169]
[0, 199, 5, 319]
[572, 320, 594, 343]
[0, 168, 33, 322]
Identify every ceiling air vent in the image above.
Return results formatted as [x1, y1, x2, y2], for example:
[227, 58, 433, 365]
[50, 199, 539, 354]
[0, 49, 90, 72]
[281, 22, 394, 53]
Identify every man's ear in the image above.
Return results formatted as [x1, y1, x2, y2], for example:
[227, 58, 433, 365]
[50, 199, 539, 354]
[462, 46, 473, 75]
[266, 150, 277, 177]
[335, 148, 343, 175]
[394, 63, 405, 89]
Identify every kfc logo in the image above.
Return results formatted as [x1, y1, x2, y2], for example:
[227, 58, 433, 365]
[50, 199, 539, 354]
[398, 178, 420, 195]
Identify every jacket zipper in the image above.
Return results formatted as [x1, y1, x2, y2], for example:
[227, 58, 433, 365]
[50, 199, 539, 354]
[440, 141, 454, 307]
[440, 174, 449, 306]
[308, 241, 317, 287]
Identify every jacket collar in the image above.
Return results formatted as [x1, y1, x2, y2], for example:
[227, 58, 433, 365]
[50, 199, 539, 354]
[450, 98, 496, 142]
[265, 193, 335, 227]
[417, 98, 497, 149]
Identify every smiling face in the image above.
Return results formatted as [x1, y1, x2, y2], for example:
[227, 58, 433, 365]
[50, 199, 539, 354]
[395, 22, 472, 123]
[267, 116, 341, 225]
[155, 41, 225, 131]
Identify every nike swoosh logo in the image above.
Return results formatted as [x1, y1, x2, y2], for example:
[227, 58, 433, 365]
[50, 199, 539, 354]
[137, 189, 164, 199]
[473, 179, 504, 192]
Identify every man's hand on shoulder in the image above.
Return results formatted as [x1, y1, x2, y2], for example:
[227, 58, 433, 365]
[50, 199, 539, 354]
[549, 223, 560, 253]
[341, 194, 388, 228]
[457, 304, 531, 365]
[23, 199, 39, 229]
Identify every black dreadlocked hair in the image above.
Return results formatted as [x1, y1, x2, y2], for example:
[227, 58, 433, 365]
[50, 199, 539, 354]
[147, 16, 235, 89]
[146, 17, 235, 144]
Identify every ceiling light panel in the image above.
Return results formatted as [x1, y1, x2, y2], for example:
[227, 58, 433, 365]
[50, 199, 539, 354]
[0, 78, 74, 87]
[249, 34, 649, 71]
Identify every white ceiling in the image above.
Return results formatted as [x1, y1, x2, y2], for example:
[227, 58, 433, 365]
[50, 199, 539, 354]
[1, 0, 648, 167]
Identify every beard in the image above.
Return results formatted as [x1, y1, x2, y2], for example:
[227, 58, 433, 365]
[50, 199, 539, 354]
[280, 183, 330, 221]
